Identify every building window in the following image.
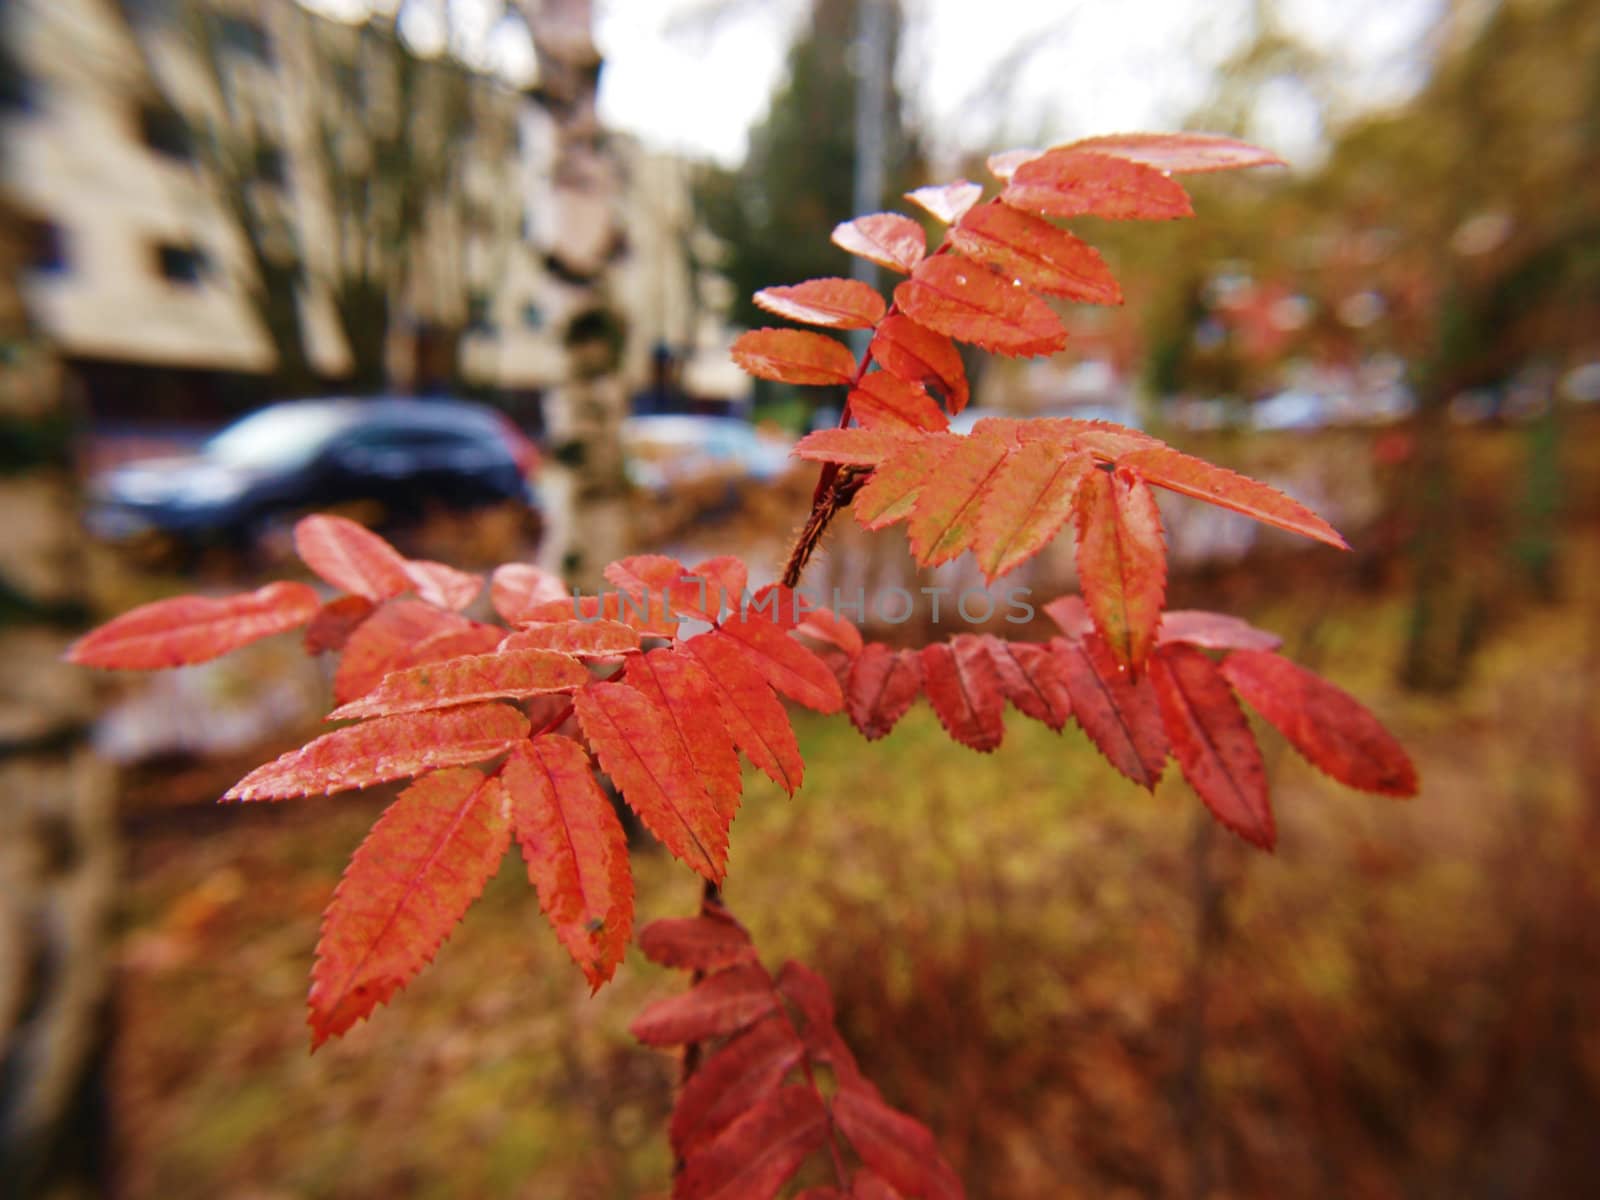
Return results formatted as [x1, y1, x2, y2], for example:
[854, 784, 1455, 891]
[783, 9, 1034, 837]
[254, 144, 288, 187]
[466, 292, 495, 334]
[139, 103, 193, 162]
[21, 218, 68, 274]
[155, 243, 208, 284]
[521, 302, 544, 330]
[216, 15, 273, 64]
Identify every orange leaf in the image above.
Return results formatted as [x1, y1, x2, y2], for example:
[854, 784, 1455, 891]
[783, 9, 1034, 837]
[639, 912, 758, 972]
[630, 962, 778, 1047]
[754, 277, 886, 330]
[920, 637, 1006, 753]
[1064, 131, 1285, 174]
[684, 633, 805, 794]
[894, 256, 1069, 357]
[329, 646, 589, 720]
[951, 203, 1123, 304]
[574, 681, 728, 880]
[503, 736, 633, 988]
[794, 426, 920, 467]
[1074, 466, 1167, 672]
[677, 1084, 829, 1200]
[846, 644, 923, 741]
[870, 315, 970, 413]
[973, 441, 1094, 581]
[307, 767, 509, 1047]
[985, 147, 1042, 181]
[833, 1087, 965, 1200]
[225, 703, 530, 801]
[906, 430, 1012, 566]
[904, 180, 983, 224]
[498, 619, 641, 657]
[1152, 644, 1274, 848]
[1118, 446, 1348, 549]
[792, 606, 864, 658]
[670, 1015, 805, 1159]
[304, 594, 376, 656]
[293, 514, 411, 601]
[490, 562, 570, 622]
[332, 600, 503, 705]
[849, 372, 950, 433]
[708, 618, 843, 713]
[831, 212, 927, 274]
[66, 581, 319, 670]
[852, 435, 959, 530]
[1013, 415, 1158, 458]
[401, 559, 482, 610]
[732, 328, 857, 386]
[626, 648, 743, 822]
[1220, 650, 1418, 797]
[1003, 149, 1193, 221]
[1057, 634, 1167, 789]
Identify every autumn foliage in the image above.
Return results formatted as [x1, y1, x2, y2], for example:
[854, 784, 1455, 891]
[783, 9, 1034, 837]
[70, 132, 1417, 1197]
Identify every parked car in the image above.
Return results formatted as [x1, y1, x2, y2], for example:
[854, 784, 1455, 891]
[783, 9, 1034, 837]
[88, 396, 540, 550]
[622, 414, 795, 492]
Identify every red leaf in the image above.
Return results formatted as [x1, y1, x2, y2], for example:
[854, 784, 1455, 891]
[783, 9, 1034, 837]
[986, 638, 1073, 731]
[402, 559, 482, 610]
[832, 212, 927, 275]
[846, 644, 923, 741]
[626, 648, 743, 822]
[985, 147, 1042, 181]
[732, 328, 857, 387]
[1158, 610, 1281, 652]
[793, 606, 864, 658]
[683, 633, 805, 794]
[574, 681, 728, 880]
[503, 735, 633, 988]
[1152, 644, 1274, 848]
[1220, 650, 1418, 797]
[776, 960, 867, 1090]
[951, 203, 1123, 304]
[852, 435, 959, 530]
[870, 315, 970, 413]
[67, 581, 320, 670]
[676, 1084, 828, 1200]
[1064, 131, 1285, 174]
[304, 594, 375, 656]
[1013, 415, 1159, 458]
[490, 562, 569, 623]
[333, 601, 503, 705]
[498, 619, 641, 657]
[639, 913, 758, 972]
[1058, 634, 1167, 789]
[1118, 446, 1348, 549]
[849, 372, 950, 433]
[973, 442, 1095, 581]
[833, 1088, 965, 1200]
[1003, 149, 1193, 221]
[1042, 594, 1093, 640]
[795, 426, 921, 468]
[852, 1170, 907, 1200]
[225, 704, 530, 801]
[894, 256, 1069, 357]
[1075, 466, 1166, 672]
[677, 556, 750, 622]
[293, 514, 410, 602]
[742, 583, 804, 632]
[307, 767, 509, 1047]
[630, 962, 778, 1047]
[906, 431, 1013, 567]
[920, 637, 1006, 752]
[904, 180, 983, 224]
[754, 277, 887, 330]
[706, 616, 843, 713]
[329, 647, 589, 720]
[671, 1015, 806, 1158]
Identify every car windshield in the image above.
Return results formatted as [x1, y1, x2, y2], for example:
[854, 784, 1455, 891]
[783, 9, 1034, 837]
[204, 405, 354, 469]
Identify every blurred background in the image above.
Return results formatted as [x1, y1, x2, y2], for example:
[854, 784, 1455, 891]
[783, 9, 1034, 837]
[3, 0, 1598, 1196]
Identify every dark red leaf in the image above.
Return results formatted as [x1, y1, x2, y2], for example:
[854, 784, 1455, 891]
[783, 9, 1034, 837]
[502, 736, 634, 988]
[308, 767, 509, 1047]
[67, 581, 320, 670]
[904, 180, 983, 224]
[986, 638, 1073, 730]
[849, 371, 950, 433]
[832, 212, 927, 275]
[732, 328, 857, 387]
[639, 912, 757, 972]
[870, 315, 970, 413]
[1075, 466, 1167, 672]
[1057, 635, 1167, 789]
[775, 960, 867, 1091]
[920, 637, 1006, 752]
[792, 606, 864, 658]
[630, 963, 778, 1047]
[846, 645, 923, 741]
[676, 1084, 828, 1200]
[851, 1169, 907, 1199]
[1119, 446, 1348, 549]
[755, 277, 887, 330]
[1158, 610, 1281, 652]
[1220, 650, 1418, 797]
[574, 681, 728, 881]
[225, 704, 530, 801]
[833, 1088, 965, 1200]
[304, 594, 376, 656]
[1003, 149, 1193, 221]
[329, 647, 589, 720]
[293, 514, 411, 602]
[951, 203, 1123, 304]
[1152, 644, 1274, 848]
[894, 256, 1069, 357]
[670, 1014, 806, 1157]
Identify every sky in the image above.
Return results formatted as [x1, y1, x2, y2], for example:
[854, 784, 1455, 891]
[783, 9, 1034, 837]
[299, 0, 1445, 171]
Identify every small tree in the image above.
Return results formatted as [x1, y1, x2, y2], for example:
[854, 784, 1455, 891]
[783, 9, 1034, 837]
[68, 133, 1416, 1197]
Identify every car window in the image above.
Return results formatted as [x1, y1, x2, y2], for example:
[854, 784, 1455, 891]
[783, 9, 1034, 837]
[205, 406, 354, 469]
